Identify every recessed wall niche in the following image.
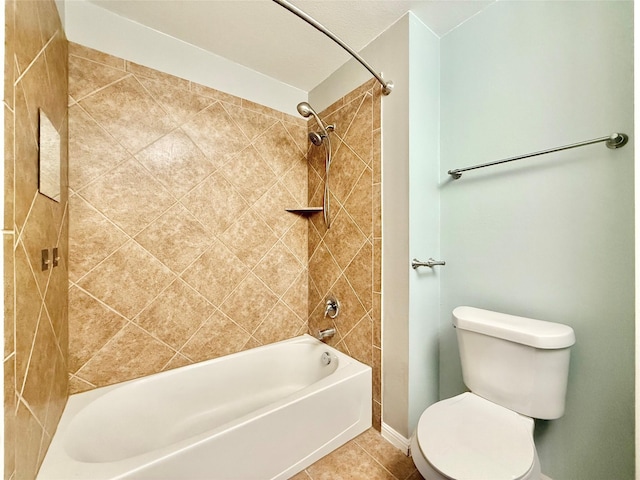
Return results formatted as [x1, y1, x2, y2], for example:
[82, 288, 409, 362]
[39, 109, 61, 202]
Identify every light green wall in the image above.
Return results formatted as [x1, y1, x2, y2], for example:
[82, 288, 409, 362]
[407, 14, 441, 434]
[311, 14, 443, 440]
[311, 14, 416, 439]
[439, 2, 634, 478]
[311, 3, 634, 470]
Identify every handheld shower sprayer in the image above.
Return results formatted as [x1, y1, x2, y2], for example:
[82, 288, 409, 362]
[296, 102, 333, 145]
[296, 102, 325, 133]
[296, 101, 334, 228]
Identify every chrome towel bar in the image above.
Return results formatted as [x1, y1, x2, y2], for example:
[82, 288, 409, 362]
[412, 258, 446, 269]
[448, 132, 628, 179]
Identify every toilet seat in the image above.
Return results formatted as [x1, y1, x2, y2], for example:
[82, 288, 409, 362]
[415, 393, 536, 480]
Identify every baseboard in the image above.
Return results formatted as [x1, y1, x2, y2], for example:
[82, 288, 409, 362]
[381, 423, 411, 455]
[540, 475, 552, 480]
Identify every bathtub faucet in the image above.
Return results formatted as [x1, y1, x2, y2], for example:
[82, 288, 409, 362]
[324, 297, 340, 319]
[317, 328, 336, 341]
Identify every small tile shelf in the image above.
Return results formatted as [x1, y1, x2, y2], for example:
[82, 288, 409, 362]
[285, 207, 323, 215]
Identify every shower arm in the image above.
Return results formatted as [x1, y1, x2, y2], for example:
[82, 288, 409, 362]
[272, 0, 393, 95]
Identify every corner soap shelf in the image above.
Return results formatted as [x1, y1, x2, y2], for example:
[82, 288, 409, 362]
[285, 207, 323, 215]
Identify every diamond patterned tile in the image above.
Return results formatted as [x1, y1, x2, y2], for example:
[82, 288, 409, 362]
[221, 145, 278, 205]
[308, 220, 322, 261]
[306, 136, 326, 180]
[68, 375, 95, 395]
[135, 128, 217, 199]
[77, 240, 176, 319]
[308, 241, 341, 298]
[280, 216, 307, 265]
[20, 313, 63, 426]
[323, 95, 362, 143]
[14, 0, 46, 74]
[252, 181, 299, 238]
[281, 159, 308, 206]
[218, 209, 278, 269]
[135, 279, 214, 350]
[78, 157, 175, 236]
[344, 166, 373, 237]
[126, 61, 190, 89]
[307, 276, 322, 319]
[44, 254, 69, 342]
[68, 104, 129, 191]
[253, 122, 306, 177]
[75, 323, 176, 388]
[327, 275, 368, 337]
[18, 194, 57, 294]
[14, 241, 44, 391]
[68, 55, 128, 101]
[162, 353, 192, 372]
[79, 76, 176, 154]
[136, 76, 213, 124]
[281, 269, 308, 322]
[329, 143, 368, 204]
[220, 273, 279, 334]
[43, 353, 69, 438]
[343, 93, 373, 165]
[68, 194, 129, 282]
[180, 310, 251, 362]
[134, 203, 213, 274]
[180, 171, 249, 236]
[14, 83, 39, 233]
[182, 102, 250, 169]
[67, 286, 127, 374]
[253, 240, 304, 297]
[282, 120, 308, 156]
[322, 208, 368, 271]
[344, 241, 373, 313]
[180, 239, 247, 305]
[69, 42, 125, 69]
[253, 301, 303, 345]
[342, 314, 373, 367]
[66, 57, 381, 398]
[223, 101, 278, 141]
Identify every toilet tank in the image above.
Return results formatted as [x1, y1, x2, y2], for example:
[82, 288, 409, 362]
[453, 306, 576, 420]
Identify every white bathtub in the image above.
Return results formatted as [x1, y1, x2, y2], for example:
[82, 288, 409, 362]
[38, 335, 372, 480]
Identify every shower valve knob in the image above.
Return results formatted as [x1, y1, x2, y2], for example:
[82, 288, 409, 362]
[325, 297, 340, 319]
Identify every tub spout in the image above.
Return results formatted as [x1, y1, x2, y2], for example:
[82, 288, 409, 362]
[317, 328, 336, 341]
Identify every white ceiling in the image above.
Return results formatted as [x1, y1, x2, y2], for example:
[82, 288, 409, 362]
[87, 0, 493, 92]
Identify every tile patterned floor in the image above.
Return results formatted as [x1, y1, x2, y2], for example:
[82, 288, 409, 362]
[290, 428, 424, 480]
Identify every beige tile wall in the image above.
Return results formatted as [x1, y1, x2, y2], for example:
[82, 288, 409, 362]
[67, 46, 381, 430]
[5, 1, 70, 479]
[307, 80, 382, 429]
[2, 6, 383, 477]
[67, 44, 310, 392]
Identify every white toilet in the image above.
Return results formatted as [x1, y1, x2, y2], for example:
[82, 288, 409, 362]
[411, 306, 575, 480]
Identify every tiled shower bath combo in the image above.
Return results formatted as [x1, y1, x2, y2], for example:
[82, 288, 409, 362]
[5, 5, 383, 474]
[66, 42, 381, 411]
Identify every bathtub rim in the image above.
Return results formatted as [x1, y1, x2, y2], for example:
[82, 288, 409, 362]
[38, 334, 372, 480]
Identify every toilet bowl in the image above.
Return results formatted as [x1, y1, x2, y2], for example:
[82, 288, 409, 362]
[411, 393, 541, 480]
[410, 307, 575, 480]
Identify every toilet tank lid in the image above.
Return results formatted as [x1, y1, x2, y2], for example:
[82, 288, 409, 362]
[452, 306, 576, 349]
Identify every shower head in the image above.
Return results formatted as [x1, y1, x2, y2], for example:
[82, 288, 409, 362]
[296, 101, 329, 138]
[308, 131, 324, 146]
[296, 102, 315, 118]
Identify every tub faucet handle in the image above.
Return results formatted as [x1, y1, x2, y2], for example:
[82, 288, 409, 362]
[325, 296, 340, 319]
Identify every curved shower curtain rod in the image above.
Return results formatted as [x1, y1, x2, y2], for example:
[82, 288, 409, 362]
[272, 0, 394, 95]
